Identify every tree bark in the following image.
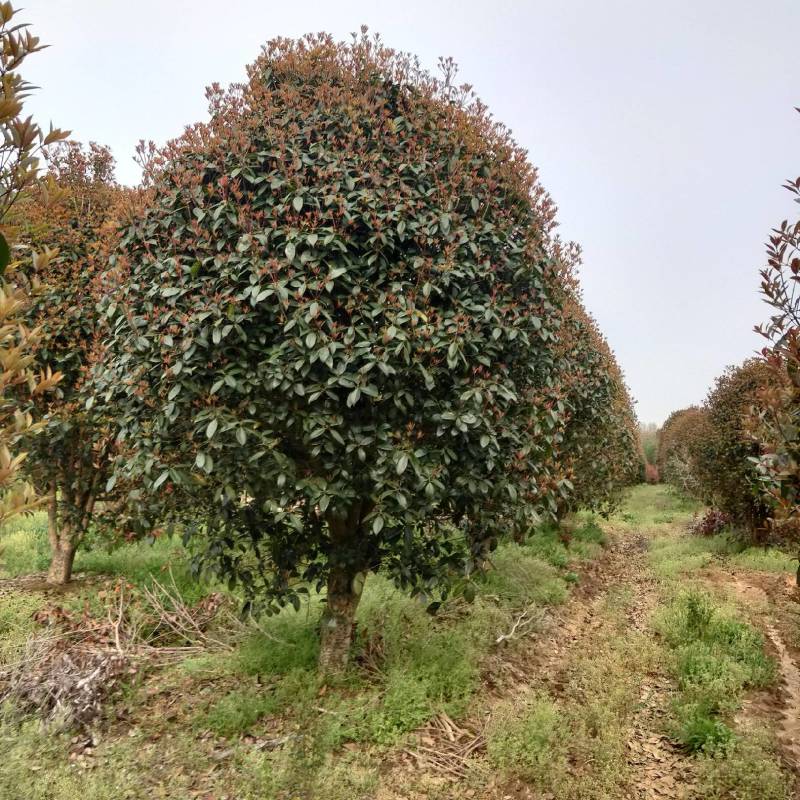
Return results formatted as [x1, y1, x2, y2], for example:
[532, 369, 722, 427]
[45, 483, 80, 586]
[47, 538, 76, 585]
[318, 505, 367, 677]
[318, 562, 364, 676]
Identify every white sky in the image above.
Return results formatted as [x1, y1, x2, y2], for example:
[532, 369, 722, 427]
[22, 0, 800, 424]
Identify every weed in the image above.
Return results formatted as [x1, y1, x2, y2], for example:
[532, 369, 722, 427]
[697, 732, 792, 800]
[196, 685, 279, 737]
[486, 695, 567, 787]
[654, 590, 775, 751]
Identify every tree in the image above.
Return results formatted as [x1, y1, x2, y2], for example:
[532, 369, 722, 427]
[697, 361, 773, 537]
[98, 31, 574, 673]
[553, 296, 640, 516]
[748, 152, 800, 526]
[0, 2, 66, 523]
[657, 406, 710, 497]
[14, 141, 131, 583]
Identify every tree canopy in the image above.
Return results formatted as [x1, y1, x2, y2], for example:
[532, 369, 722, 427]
[98, 31, 581, 671]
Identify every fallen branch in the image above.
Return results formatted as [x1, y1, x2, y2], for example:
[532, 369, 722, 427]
[495, 603, 546, 645]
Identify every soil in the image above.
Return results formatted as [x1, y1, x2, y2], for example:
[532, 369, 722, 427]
[381, 518, 800, 799]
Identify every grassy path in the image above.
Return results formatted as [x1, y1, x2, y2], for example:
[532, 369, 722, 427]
[387, 485, 799, 798]
[1, 485, 799, 799]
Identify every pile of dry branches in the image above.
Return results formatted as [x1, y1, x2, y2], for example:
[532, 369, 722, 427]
[404, 712, 485, 779]
[0, 574, 234, 730]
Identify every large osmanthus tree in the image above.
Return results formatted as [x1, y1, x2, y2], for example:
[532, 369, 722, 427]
[15, 141, 132, 583]
[99, 31, 573, 673]
[554, 295, 640, 518]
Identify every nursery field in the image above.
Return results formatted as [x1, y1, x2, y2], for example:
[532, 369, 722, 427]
[2, 5, 800, 800]
[1, 484, 798, 800]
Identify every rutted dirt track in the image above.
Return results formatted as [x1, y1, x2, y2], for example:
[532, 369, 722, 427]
[383, 512, 800, 799]
[723, 573, 800, 774]
[534, 530, 697, 800]
[382, 525, 701, 799]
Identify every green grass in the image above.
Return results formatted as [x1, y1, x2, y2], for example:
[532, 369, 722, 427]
[728, 546, 796, 574]
[157, 518, 604, 778]
[696, 731, 791, 800]
[0, 512, 209, 606]
[0, 512, 51, 576]
[654, 589, 775, 752]
[611, 484, 700, 528]
[196, 685, 284, 737]
[0, 591, 40, 667]
[648, 523, 797, 582]
[0, 508, 610, 797]
[649, 531, 725, 579]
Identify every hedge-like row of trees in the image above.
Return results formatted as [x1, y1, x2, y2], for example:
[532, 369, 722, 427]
[9, 28, 640, 671]
[658, 132, 800, 547]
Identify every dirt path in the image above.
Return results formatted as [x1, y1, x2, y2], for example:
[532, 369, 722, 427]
[385, 495, 800, 800]
[720, 573, 800, 774]
[384, 523, 702, 800]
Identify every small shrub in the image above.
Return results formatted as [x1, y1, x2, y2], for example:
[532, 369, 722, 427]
[673, 701, 733, 752]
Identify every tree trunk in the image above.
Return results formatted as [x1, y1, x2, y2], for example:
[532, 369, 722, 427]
[318, 562, 364, 676]
[47, 539, 76, 585]
[318, 505, 368, 677]
[45, 485, 78, 585]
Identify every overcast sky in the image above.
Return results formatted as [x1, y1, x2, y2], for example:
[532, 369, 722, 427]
[21, 0, 800, 423]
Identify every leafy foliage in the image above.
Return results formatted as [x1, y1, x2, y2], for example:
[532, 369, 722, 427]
[659, 362, 773, 540]
[657, 407, 709, 497]
[98, 32, 578, 668]
[748, 145, 800, 527]
[13, 141, 132, 582]
[553, 296, 640, 516]
[698, 361, 773, 536]
[0, 2, 66, 524]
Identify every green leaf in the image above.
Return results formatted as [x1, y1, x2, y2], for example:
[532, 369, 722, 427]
[346, 387, 360, 407]
[372, 515, 384, 534]
[396, 454, 409, 475]
[293, 195, 303, 212]
[206, 419, 218, 439]
[285, 242, 296, 262]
